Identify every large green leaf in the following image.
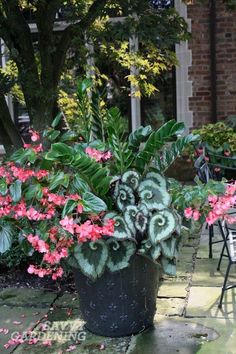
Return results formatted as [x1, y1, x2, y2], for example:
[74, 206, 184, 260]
[135, 120, 185, 173]
[9, 180, 22, 202]
[106, 239, 136, 272]
[155, 134, 200, 173]
[0, 223, 14, 254]
[10, 148, 37, 164]
[45, 143, 73, 160]
[83, 192, 107, 213]
[128, 125, 153, 152]
[62, 199, 78, 218]
[49, 171, 70, 190]
[0, 178, 7, 196]
[148, 210, 176, 245]
[74, 240, 108, 281]
[24, 183, 42, 201]
[72, 153, 111, 196]
[72, 174, 90, 194]
[51, 112, 63, 128]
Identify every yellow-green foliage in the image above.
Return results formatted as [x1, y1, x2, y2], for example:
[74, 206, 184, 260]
[193, 122, 236, 153]
[58, 90, 78, 124]
[0, 60, 25, 105]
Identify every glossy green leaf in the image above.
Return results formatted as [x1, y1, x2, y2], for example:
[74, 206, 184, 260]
[135, 120, 185, 173]
[0, 178, 7, 196]
[72, 174, 90, 194]
[128, 125, 153, 152]
[83, 192, 107, 213]
[9, 180, 22, 202]
[62, 199, 78, 218]
[0, 223, 14, 254]
[51, 112, 63, 128]
[49, 171, 70, 190]
[45, 143, 73, 160]
[25, 183, 42, 201]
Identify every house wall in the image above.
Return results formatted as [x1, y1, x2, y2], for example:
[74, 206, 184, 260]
[187, 0, 236, 128]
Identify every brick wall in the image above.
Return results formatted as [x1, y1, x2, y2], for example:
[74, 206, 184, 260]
[187, 1, 236, 128]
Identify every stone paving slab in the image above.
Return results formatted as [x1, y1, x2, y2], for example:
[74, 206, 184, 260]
[13, 305, 130, 354]
[0, 288, 57, 308]
[158, 281, 188, 298]
[0, 305, 48, 353]
[128, 316, 236, 354]
[176, 247, 195, 264]
[186, 286, 236, 319]
[155, 298, 185, 317]
[127, 316, 219, 354]
[191, 259, 236, 287]
[54, 293, 80, 309]
[196, 241, 223, 259]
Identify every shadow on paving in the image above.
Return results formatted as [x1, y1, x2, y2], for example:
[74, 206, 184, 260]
[1, 228, 236, 353]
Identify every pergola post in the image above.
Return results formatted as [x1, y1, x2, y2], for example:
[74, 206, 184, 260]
[129, 34, 141, 132]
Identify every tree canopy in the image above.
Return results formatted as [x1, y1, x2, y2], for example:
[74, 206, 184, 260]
[0, 0, 189, 152]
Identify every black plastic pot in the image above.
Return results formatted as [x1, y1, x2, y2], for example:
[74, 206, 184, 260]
[73, 254, 161, 337]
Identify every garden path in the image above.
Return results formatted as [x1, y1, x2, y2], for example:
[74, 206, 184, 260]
[0, 226, 235, 354]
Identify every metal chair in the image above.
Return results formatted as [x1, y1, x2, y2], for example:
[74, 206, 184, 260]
[217, 221, 236, 308]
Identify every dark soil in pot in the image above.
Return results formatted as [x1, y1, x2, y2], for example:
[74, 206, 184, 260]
[73, 254, 161, 337]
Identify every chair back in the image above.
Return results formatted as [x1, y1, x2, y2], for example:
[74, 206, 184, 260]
[219, 221, 236, 263]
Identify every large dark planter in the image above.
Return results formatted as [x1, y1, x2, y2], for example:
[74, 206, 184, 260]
[73, 254, 161, 337]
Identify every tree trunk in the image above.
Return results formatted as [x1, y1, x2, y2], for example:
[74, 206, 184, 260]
[0, 120, 14, 155]
[0, 94, 23, 152]
[31, 95, 59, 132]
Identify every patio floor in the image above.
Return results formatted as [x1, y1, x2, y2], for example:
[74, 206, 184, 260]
[0, 225, 235, 354]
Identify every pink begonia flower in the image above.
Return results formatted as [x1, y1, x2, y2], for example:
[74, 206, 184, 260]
[77, 204, 84, 214]
[85, 147, 112, 163]
[208, 195, 218, 205]
[28, 264, 36, 274]
[52, 267, 64, 280]
[184, 207, 193, 219]
[29, 129, 40, 142]
[60, 216, 75, 234]
[192, 210, 201, 221]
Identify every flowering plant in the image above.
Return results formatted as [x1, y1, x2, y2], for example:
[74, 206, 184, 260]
[186, 122, 236, 180]
[169, 177, 236, 227]
[0, 103, 199, 280]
